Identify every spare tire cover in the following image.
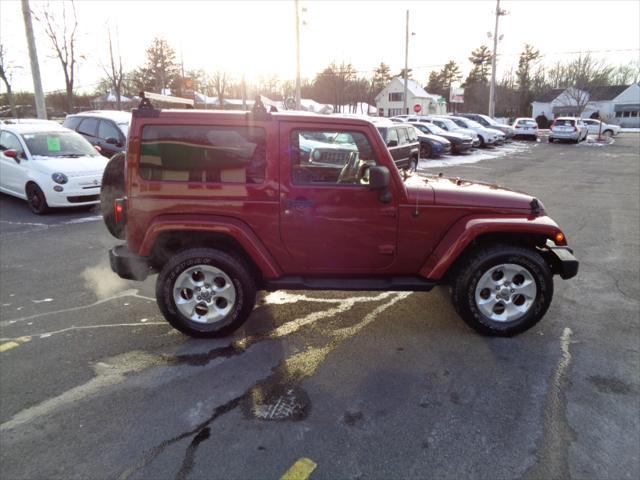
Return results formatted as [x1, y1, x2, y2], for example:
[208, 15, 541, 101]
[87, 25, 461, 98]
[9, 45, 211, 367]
[101, 152, 126, 239]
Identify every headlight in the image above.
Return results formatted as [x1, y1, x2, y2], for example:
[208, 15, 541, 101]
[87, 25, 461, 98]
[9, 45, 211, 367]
[52, 172, 68, 184]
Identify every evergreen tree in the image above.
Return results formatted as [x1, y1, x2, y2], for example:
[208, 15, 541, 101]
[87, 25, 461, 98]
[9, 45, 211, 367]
[465, 45, 492, 85]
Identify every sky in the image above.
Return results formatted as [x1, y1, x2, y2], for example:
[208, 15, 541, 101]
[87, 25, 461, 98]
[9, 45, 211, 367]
[1, 0, 639, 95]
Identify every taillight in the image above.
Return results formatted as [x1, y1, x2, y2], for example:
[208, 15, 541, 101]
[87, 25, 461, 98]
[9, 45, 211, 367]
[114, 197, 127, 224]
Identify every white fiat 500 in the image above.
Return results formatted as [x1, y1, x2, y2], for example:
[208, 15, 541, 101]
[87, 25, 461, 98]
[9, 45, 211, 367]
[0, 123, 109, 214]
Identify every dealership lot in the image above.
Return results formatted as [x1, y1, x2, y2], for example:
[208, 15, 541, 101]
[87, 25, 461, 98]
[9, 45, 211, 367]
[0, 136, 638, 479]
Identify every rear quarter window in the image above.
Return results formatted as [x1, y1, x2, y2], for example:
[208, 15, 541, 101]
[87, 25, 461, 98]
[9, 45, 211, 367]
[139, 125, 266, 184]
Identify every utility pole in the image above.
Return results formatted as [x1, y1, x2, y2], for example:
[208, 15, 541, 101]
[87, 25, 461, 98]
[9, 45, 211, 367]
[488, 0, 506, 117]
[403, 9, 409, 115]
[21, 0, 46, 119]
[294, 0, 301, 110]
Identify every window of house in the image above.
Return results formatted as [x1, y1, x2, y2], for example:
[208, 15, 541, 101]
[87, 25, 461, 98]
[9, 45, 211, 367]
[615, 111, 622, 118]
[389, 92, 404, 102]
[388, 108, 403, 117]
[623, 111, 631, 117]
[139, 125, 266, 184]
[631, 111, 639, 117]
[290, 130, 376, 185]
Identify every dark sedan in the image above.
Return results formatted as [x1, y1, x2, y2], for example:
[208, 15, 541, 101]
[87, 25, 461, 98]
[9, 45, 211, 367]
[411, 127, 451, 158]
[410, 121, 474, 154]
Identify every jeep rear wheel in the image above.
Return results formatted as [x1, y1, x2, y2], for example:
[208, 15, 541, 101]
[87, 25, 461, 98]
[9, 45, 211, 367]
[156, 248, 256, 337]
[451, 245, 553, 336]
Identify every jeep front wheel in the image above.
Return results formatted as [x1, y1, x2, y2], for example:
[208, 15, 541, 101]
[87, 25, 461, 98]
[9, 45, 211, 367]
[156, 248, 256, 337]
[451, 245, 553, 336]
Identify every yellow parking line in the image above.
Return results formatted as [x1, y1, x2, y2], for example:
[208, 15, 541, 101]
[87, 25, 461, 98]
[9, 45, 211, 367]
[0, 336, 31, 353]
[281, 458, 317, 480]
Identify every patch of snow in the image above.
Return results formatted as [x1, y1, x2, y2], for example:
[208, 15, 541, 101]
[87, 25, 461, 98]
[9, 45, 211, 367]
[620, 128, 640, 133]
[417, 142, 532, 169]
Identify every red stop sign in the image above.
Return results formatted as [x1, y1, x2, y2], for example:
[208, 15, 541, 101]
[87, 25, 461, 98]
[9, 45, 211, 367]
[413, 104, 422, 113]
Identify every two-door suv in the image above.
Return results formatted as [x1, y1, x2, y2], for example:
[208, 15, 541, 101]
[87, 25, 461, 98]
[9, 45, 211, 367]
[104, 98, 578, 338]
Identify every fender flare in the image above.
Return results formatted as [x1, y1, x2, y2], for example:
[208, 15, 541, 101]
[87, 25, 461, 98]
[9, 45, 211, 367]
[139, 214, 282, 279]
[419, 214, 564, 280]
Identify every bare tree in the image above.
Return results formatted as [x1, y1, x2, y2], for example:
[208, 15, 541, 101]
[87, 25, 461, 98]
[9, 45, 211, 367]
[550, 54, 614, 116]
[209, 72, 228, 108]
[101, 27, 124, 110]
[35, 0, 79, 114]
[0, 44, 18, 117]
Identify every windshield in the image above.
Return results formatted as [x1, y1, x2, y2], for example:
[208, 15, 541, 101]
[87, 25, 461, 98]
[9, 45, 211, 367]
[22, 131, 100, 158]
[517, 119, 537, 126]
[482, 115, 499, 125]
[460, 118, 483, 128]
[424, 123, 447, 135]
[117, 122, 130, 138]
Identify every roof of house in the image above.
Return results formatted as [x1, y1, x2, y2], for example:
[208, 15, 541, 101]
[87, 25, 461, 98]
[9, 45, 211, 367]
[534, 85, 632, 103]
[588, 85, 631, 101]
[533, 89, 565, 103]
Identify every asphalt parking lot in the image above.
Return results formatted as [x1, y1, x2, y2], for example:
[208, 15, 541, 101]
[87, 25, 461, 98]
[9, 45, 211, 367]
[1, 135, 638, 480]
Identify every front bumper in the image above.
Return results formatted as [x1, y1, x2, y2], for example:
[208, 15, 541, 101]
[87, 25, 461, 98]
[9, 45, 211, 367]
[547, 245, 579, 280]
[109, 245, 150, 281]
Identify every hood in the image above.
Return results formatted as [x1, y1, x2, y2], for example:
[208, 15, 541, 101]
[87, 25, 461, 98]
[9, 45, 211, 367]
[440, 131, 473, 142]
[425, 175, 540, 212]
[30, 155, 109, 176]
[485, 127, 504, 137]
[454, 127, 478, 139]
[418, 133, 450, 145]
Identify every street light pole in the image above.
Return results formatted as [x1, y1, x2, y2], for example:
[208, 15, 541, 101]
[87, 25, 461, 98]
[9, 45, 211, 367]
[294, 0, 301, 110]
[21, 0, 46, 119]
[488, 0, 504, 117]
[403, 9, 409, 115]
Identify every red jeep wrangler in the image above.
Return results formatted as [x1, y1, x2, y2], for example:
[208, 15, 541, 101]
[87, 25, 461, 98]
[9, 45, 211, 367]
[102, 99, 578, 338]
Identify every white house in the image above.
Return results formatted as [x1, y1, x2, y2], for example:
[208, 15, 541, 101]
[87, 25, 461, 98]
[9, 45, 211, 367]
[531, 84, 640, 127]
[375, 78, 446, 117]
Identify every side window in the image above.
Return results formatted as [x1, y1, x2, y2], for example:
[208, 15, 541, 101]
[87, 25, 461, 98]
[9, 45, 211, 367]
[407, 127, 418, 142]
[290, 129, 376, 186]
[386, 127, 399, 146]
[77, 118, 98, 137]
[62, 116, 82, 130]
[397, 127, 408, 145]
[98, 120, 121, 141]
[0, 131, 24, 154]
[140, 125, 266, 184]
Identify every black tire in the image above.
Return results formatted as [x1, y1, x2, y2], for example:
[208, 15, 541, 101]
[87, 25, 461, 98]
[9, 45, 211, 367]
[602, 130, 613, 138]
[548, 137, 554, 143]
[156, 248, 257, 338]
[478, 136, 486, 148]
[26, 183, 49, 215]
[451, 244, 553, 336]
[420, 142, 432, 159]
[100, 152, 126, 239]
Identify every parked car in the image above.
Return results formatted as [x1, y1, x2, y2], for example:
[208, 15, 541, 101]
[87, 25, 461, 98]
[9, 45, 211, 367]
[425, 116, 481, 147]
[63, 110, 131, 158]
[512, 117, 539, 140]
[581, 119, 621, 137]
[373, 120, 420, 171]
[458, 113, 516, 139]
[104, 99, 578, 338]
[0, 123, 108, 214]
[410, 121, 473, 154]
[445, 116, 501, 147]
[411, 126, 451, 159]
[548, 117, 588, 143]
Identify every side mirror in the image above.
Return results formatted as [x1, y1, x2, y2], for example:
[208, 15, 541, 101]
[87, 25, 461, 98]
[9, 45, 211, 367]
[369, 165, 392, 202]
[3, 149, 20, 162]
[94, 145, 102, 153]
[387, 140, 398, 147]
[105, 137, 120, 145]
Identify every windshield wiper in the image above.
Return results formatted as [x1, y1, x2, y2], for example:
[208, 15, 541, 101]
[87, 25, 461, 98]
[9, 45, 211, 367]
[57, 153, 84, 158]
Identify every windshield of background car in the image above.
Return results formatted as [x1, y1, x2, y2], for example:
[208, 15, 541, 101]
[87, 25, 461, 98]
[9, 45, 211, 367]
[462, 118, 483, 128]
[424, 123, 447, 135]
[21, 131, 100, 158]
[118, 122, 130, 138]
[482, 115, 499, 125]
[554, 119, 575, 126]
[517, 119, 537, 126]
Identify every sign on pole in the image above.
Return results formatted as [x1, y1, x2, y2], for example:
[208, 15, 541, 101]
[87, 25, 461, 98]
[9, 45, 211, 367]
[413, 104, 422, 113]
[450, 87, 465, 104]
